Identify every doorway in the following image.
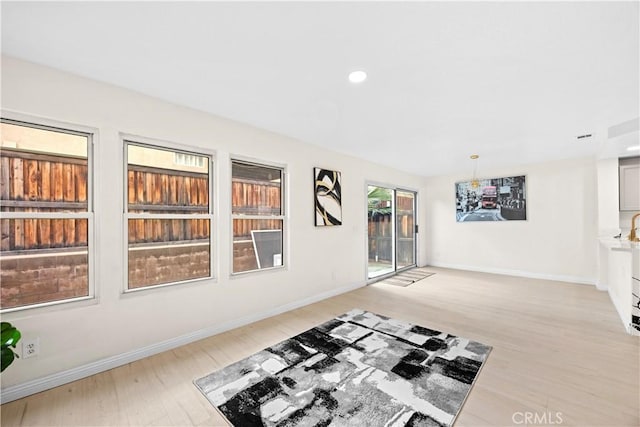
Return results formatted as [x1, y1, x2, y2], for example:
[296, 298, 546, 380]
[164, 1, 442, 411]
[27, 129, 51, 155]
[367, 185, 417, 280]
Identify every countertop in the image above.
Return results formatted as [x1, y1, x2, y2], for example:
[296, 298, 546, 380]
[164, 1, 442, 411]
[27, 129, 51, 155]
[599, 237, 640, 252]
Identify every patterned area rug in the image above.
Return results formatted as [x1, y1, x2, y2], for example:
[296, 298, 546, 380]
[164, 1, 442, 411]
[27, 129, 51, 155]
[195, 309, 491, 426]
[377, 267, 435, 287]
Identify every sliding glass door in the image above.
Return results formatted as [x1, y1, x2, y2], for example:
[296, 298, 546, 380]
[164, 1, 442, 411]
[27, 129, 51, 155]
[396, 190, 416, 270]
[367, 186, 395, 278]
[367, 185, 417, 279]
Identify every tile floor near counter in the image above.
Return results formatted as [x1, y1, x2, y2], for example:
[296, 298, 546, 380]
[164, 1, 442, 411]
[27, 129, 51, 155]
[1, 268, 639, 426]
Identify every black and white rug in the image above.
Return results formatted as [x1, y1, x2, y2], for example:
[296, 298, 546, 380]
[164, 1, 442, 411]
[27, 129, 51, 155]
[195, 309, 491, 426]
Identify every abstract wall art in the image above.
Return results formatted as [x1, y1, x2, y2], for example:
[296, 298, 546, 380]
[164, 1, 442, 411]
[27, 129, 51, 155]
[314, 167, 342, 226]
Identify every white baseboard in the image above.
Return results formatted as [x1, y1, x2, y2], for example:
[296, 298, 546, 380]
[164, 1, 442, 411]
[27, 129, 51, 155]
[595, 281, 608, 291]
[0, 280, 365, 404]
[428, 262, 597, 286]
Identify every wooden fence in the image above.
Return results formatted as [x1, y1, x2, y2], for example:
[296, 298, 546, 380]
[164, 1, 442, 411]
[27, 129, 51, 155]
[1, 149, 282, 249]
[367, 208, 415, 264]
[1, 149, 88, 251]
[232, 178, 281, 240]
[0, 149, 88, 208]
[127, 165, 208, 213]
[127, 164, 209, 244]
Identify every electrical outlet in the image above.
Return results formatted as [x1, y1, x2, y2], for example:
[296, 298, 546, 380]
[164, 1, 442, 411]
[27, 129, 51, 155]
[22, 337, 40, 359]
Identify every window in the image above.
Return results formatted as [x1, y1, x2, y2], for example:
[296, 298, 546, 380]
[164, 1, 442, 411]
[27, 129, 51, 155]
[1, 119, 93, 311]
[125, 141, 212, 290]
[231, 160, 284, 273]
[174, 152, 205, 168]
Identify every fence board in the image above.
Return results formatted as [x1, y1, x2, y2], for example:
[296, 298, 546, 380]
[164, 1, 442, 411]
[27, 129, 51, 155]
[52, 162, 63, 201]
[63, 163, 74, 202]
[0, 157, 9, 200]
[162, 220, 170, 242]
[52, 219, 64, 247]
[38, 219, 51, 249]
[76, 219, 87, 245]
[195, 178, 202, 207]
[161, 174, 169, 205]
[153, 218, 161, 242]
[177, 176, 184, 205]
[169, 175, 178, 205]
[128, 170, 135, 204]
[76, 164, 87, 203]
[185, 219, 192, 240]
[153, 173, 162, 204]
[135, 219, 144, 241]
[1, 220, 10, 251]
[24, 218, 37, 248]
[184, 176, 191, 205]
[144, 220, 153, 242]
[63, 217, 76, 247]
[191, 176, 198, 205]
[172, 219, 181, 241]
[135, 171, 144, 204]
[144, 171, 153, 207]
[11, 158, 24, 200]
[26, 160, 38, 200]
[13, 219, 24, 249]
[40, 161, 51, 202]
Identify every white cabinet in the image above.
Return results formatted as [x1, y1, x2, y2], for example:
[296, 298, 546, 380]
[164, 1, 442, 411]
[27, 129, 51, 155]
[619, 160, 640, 211]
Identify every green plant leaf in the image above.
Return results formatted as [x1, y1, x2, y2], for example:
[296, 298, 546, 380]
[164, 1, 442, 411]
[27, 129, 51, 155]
[1, 346, 17, 372]
[1, 325, 21, 348]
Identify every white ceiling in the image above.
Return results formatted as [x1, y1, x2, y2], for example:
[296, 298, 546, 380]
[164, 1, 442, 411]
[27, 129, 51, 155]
[2, 1, 638, 177]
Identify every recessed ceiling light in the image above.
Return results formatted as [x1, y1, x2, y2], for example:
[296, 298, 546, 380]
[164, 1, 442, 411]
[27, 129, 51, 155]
[348, 70, 367, 84]
[627, 145, 640, 151]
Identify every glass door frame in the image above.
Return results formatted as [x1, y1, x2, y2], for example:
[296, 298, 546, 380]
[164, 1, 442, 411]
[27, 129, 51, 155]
[395, 189, 417, 273]
[365, 182, 418, 283]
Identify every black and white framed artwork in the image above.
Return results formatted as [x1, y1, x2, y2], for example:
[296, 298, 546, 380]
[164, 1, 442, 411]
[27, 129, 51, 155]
[314, 167, 342, 226]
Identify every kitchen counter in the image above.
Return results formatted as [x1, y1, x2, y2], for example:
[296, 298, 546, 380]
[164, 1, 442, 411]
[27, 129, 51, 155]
[598, 237, 640, 335]
[599, 237, 638, 252]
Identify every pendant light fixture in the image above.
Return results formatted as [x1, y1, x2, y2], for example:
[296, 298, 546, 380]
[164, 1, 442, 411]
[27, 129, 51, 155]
[470, 154, 480, 189]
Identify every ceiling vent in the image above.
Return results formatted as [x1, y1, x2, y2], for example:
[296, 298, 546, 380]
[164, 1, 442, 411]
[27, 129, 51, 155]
[576, 133, 593, 140]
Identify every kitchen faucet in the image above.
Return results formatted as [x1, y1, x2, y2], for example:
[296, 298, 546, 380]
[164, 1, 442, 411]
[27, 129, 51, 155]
[629, 212, 640, 242]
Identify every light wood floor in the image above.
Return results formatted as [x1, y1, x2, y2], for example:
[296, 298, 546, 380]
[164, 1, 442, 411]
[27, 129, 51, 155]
[1, 267, 638, 426]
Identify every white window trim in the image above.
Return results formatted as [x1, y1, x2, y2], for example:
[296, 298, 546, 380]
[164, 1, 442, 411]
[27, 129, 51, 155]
[230, 157, 287, 276]
[122, 135, 215, 293]
[0, 113, 96, 314]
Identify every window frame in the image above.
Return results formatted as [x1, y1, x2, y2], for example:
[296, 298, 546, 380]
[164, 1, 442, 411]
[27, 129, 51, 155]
[0, 114, 96, 313]
[230, 157, 287, 276]
[122, 135, 215, 293]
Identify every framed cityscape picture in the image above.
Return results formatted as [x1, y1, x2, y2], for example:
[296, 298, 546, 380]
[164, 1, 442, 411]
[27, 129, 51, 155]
[455, 175, 527, 222]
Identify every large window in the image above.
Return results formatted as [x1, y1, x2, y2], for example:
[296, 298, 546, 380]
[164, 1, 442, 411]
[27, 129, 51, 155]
[125, 141, 212, 290]
[231, 160, 284, 274]
[1, 119, 93, 311]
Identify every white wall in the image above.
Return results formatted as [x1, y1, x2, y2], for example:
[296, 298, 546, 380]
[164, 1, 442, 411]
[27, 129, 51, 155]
[425, 157, 599, 284]
[596, 158, 621, 237]
[0, 56, 428, 393]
